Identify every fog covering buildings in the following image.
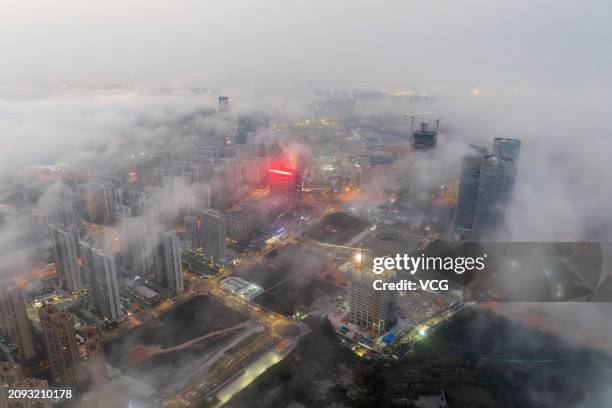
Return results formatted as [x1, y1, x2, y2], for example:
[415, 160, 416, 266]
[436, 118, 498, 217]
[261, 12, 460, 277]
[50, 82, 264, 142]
[82, 325, 108, 393]
[456, 137, 522, 240]
[50, 225, 83, 292]
[0, 287, 36, 361]
[456, 145, 488, 239]
[38, 304, 84, 386]
[155, 231, 184, 294]
[191, 208, 227, 261]
[79, 241, 123, 322]
[411, 122, 438, 152]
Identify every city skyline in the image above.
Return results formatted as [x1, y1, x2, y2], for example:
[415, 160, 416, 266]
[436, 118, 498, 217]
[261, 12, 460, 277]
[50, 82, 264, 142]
[0, 2, 611, 407]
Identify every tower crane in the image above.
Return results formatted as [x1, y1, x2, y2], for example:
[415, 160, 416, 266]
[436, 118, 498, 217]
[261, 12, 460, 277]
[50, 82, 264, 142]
[401, 112, 432, 134]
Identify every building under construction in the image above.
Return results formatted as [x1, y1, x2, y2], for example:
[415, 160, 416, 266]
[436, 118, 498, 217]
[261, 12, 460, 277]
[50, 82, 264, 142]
[347, 252, 394, 336]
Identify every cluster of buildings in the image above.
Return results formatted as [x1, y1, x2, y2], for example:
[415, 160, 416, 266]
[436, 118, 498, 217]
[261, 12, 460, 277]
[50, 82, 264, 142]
[0, 288, 107, 403]
[455, 138, 522, 240]
[343, 135, 522, 341]
[183, 164, 303, 263]
[1, 83, 526, 406]
[0, 362, 53, 408]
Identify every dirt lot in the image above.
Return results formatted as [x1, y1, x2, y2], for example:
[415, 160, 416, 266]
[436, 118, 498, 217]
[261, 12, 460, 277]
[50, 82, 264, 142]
[104, 295, 250, 387]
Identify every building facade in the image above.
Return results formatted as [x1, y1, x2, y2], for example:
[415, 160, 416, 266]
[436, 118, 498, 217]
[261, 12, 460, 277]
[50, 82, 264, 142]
[80, 242, 123, 322]
[411, 122, 437, 152]
[456, 145, 488, 239]
[38, 305, 83, 386]
[269, 168, 302, 204]
[50, 226, 83, 292]
[0, 288, 36, 361]
[473, 154, 516, 239]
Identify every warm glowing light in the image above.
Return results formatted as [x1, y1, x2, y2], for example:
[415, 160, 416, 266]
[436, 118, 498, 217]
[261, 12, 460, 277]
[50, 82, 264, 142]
[354, 252, 362, 263]
[470, 88, 482, 96]
[270, 169, 292, 176]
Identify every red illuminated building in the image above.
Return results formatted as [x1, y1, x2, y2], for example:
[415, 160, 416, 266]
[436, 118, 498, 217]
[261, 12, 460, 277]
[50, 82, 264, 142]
[269, 167, 302, 204]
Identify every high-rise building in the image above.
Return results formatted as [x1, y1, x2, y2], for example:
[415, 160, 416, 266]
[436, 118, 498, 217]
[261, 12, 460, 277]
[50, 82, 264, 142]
[269, 168, 302, 204]
[155, 231, 184, 294]
[195, 209, 227, 261]
[242, 198, 287, 231]
[456, 145, 488, 239]
[492, 137, 521, 164]
[0, 371, 52, 408]
[492, 137, 521, 189]
[472, 154, 516, 239]
[126, 189, 145, 215]
[50, 226, 83, 292]
[184, 215, 201, 250]
[236, 112, 269, 145]
[79, 181, 116, 224]
[81, 326, 107, 392]
[241, 159, 269, 187]
[218, 96, 229, 112]
[79, 242, 123, 322]
[347, 257, 393, 336]
[411, 122, 437, 152]
[224, 213, 252, 246]
[0, 287, 36, 361]
[119, 217, 154, 277]
[43, 195, 81, 231]
[38, 305, 84, 386]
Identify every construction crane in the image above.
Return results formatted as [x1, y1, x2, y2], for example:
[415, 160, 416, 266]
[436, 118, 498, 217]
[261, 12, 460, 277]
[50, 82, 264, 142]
[401, 112, 433, 134]
[434, 116, 445, 134]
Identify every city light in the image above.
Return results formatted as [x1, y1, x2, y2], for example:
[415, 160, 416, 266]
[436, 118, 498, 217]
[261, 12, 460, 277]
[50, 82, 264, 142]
[270, 169, 292, 176]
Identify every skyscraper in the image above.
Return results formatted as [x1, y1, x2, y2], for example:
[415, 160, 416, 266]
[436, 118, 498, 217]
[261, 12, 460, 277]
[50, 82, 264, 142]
[0, 287, 36, 361]
[50, 226, 83, 292]
[43, 195, 82, 231]
[347, 253, 393, 335]
[472, 154, 516, 239]
[269, 168, 302, 204]
[38, 304, 84, 386]
[242, 198, 287, 231]
[456, 145, 488, 238]
[80, 242, 123, 322]
[195, 209, 227, 261]
[81, 325, 107, 392]
[492, 137, 521, 189]
[184, 215, 201, 250]
[218, 96, 229, 111]
[411, 122, 437, 152]
[224, 213, 252, 246]
[492, 137, 521, 164]
[155, 231, 184, 294]
[0, 363, 52, 408]
[79, 181, 117, 224]
[120, 217, 154, 277]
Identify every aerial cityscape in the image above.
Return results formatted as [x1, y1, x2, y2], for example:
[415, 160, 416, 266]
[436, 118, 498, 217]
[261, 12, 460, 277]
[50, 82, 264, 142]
[1, 1, 612, 408]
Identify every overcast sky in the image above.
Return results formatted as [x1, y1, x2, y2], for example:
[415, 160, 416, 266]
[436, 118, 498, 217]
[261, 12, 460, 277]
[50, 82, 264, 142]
[1, 0, 611, 91]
